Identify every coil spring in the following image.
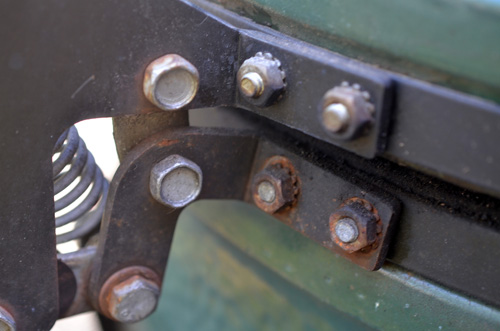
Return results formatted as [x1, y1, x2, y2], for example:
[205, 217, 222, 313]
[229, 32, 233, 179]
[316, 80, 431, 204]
[53, 126, 109, 244]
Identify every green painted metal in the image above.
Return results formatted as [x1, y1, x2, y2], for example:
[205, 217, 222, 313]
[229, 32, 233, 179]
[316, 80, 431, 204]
[203, 0, 500, 102]
[128, 201, 500, 330]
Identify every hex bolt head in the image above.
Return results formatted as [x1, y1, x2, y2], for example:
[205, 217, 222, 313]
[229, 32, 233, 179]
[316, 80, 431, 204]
[252, 156, 299, 214]
[143, 54, 199, 111]
[329, 198, 381, 253]
[320, 82, 374, 140]
[108, 275, 160, 323]
[150, 154, 203, 208]
[237, 52, 286, 107]
[0, 307, 15, 331]
[335, 218, 359, 243]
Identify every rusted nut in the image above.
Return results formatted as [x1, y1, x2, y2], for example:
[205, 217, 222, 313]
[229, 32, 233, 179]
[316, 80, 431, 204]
[252, 156, 299, 214]
[99, 266, 161, 323]
[0, 306, 15, 331]
[237, 52, 286, 107]
[319, 82, 374, 140]
[329, 198, 381, 253]
[143, 54, 199, 111]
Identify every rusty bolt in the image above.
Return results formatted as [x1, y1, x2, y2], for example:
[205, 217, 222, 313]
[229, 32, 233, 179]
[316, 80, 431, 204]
[108, 276, 160, 323]
[320, 82, 374, 140]
[252, 156, 299, 214]
[237, 52, 286, 107]
[143, 54, 199, 111]
[0, 307, 15, 331]
[329, 198, 381, 253]
[99, 267, 161, 323]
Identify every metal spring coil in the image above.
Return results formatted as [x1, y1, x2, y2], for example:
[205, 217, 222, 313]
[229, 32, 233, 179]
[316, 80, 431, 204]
[53, 126, 109, 244]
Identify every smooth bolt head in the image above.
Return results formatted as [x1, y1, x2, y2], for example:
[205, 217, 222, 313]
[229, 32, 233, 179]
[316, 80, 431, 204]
[335, 218, 359, 243]
[0, 307, 15, 331]
[150, 155, 203, 208]
[143, 54, 199, 111]
[240, 72, 265, 98]
[109, 276, 160, 323]
[257, 180, 276, 203]
[322, 103, 351, 133]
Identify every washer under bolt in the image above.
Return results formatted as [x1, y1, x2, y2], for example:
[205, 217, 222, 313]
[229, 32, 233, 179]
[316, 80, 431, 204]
[0, 306, 15, 331]
[150, 154, 203, 208]
[335, 218, 359, 243]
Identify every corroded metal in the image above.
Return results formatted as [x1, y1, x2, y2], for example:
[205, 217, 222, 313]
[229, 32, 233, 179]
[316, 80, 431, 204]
[99, 266, 161, 323]
[329, 198, 381, 253]
[252, 156, 300, 214]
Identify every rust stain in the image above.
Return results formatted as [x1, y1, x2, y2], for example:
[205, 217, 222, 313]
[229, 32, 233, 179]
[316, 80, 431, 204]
[115, 218, 124, 228]
[157, 139, 180, 147]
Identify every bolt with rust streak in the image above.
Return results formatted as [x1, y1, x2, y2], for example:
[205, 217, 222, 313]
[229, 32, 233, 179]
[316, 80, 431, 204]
[237, 52, 286, 107]
[320, 82, 374, 140]
[252, 157, 299, 214]
[0, 306, 15, 331]
[99, 267, 161, 323]
[150, 154, 203, 208]
[143, 54, 199, 111]
[329, 198, 380, 253]
[108, 276, 160, 323]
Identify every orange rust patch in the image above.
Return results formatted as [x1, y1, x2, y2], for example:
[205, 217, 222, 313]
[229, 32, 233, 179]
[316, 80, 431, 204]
[157, 139, 180, 147]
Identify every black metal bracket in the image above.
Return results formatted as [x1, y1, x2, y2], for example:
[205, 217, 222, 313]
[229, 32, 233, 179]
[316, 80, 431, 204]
[1, 0, 500, 329]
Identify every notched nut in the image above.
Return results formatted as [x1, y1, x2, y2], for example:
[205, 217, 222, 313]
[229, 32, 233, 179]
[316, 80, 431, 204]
[252, 156, 299, 214]
[329, 198, 381, 253]
[320, 82, 375, 140]
[237, 52, 286, 107]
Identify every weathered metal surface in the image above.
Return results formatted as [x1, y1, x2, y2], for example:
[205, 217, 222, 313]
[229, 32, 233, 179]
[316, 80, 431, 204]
[0, 0, 500, 327]
[128, 205, 374, 331]
[56, 260, 77, 318]
[200, 0, 500, 103]
[243, 118, 500, 307]
[181, 201, 500, 330]
[88, 127, 258, 314]
[112, 112, 189, 161]
[237, 30, 394, 159]
[329, 198, 381, 254]
[251, 156, 300, 214]
[98, 266, 161, 322]
[0, 0, 238, 327]
[246, 141, 400, 271]
[57, 246, 97, 318]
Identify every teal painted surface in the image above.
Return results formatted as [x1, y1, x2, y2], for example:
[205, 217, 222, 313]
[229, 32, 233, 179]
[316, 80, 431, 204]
[125, 202, 371, 331]
[205, 0, 500, 102]
[128, 201, 500, 330]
